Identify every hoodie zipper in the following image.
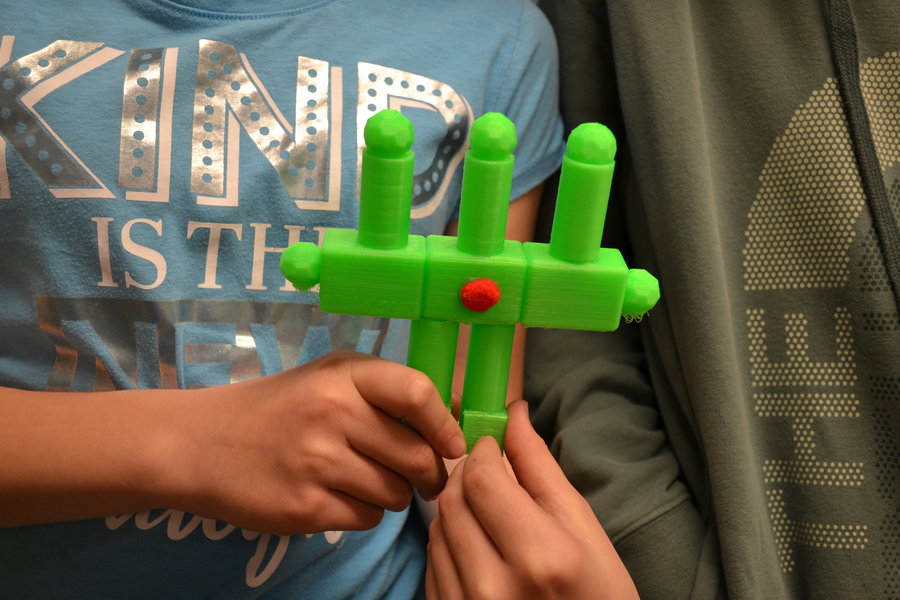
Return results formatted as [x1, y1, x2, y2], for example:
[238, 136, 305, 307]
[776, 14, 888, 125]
[826, 0, 900, 308]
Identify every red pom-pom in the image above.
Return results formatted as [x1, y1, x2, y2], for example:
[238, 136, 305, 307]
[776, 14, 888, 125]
[459, 278, 501, 312]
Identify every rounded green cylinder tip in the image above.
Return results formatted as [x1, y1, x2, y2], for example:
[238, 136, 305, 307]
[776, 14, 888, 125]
[456, 113, 517, 257]
[549, 123, 617, 264]
[358, 110, 415, 250]
[468, 113, 517, 161]
[566, 122, 616, 164]
[280, 242, 321, 290]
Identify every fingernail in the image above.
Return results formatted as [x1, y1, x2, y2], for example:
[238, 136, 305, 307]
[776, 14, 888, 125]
[447, 434, 467, 458]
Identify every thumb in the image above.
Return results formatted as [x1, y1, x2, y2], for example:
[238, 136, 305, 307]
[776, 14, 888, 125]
[503, 400, 577, 510]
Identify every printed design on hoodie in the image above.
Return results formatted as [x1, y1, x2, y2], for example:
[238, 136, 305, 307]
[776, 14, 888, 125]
[742, 51, 900, 584]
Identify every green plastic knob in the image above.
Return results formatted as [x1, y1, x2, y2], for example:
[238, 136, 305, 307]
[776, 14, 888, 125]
[567, 122, 616, 164]
[363, 109, 414, 158]
[622, 268, 660, 320]
[469, 113, 517, 161]
[358, 110, 416, 250]
[280, 242, 322, 290]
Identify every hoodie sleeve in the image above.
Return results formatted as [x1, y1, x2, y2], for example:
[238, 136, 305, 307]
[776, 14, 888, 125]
[526, 325, 723, 600]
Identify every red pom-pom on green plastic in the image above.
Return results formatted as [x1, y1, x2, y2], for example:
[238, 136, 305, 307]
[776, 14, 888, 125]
[460, 278, 501, 312]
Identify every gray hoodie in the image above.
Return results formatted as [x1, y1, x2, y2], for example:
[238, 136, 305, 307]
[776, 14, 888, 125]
[530, 1, 900, 598]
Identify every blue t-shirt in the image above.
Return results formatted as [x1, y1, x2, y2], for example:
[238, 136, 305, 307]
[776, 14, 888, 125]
[0, 0, 563, 597]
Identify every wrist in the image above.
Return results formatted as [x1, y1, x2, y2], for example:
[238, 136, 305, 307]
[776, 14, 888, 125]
[131, 386, 218, 515]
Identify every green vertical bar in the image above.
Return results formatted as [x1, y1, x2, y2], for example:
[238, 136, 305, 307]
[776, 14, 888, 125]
[456, 113, 517, 257]
[407, 318, 459, 410]
[549, 122, 617, 264]
[460, 323, 515, 414]
[358, 110, 415, 250]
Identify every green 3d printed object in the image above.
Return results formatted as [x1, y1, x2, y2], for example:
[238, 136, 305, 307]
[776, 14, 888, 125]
[281, 109, 659, 451]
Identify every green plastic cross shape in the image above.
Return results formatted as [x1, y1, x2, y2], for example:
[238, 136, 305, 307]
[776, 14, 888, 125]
[281, 109, 659, 451]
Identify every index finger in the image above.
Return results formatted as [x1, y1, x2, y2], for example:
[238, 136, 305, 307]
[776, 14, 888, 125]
[349, 356, 467, 459]
[461, 436, 555, 558]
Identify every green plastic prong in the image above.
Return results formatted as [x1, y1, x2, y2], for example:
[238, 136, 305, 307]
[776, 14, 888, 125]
[549, 123, 616, 264]
[456, 113, 517, 257]
[358, 109, 415, 250]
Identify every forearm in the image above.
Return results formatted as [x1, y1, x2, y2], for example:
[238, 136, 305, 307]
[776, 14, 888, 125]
[0, 386, 190, 527]
[1, 354, 466, 536]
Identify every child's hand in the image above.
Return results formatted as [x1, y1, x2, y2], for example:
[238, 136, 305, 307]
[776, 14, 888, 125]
[425, 400, 638, 599]
[168, 350, 466, 535]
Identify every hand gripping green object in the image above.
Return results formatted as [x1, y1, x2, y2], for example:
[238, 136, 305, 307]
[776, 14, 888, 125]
[280, 109, 660, 451]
